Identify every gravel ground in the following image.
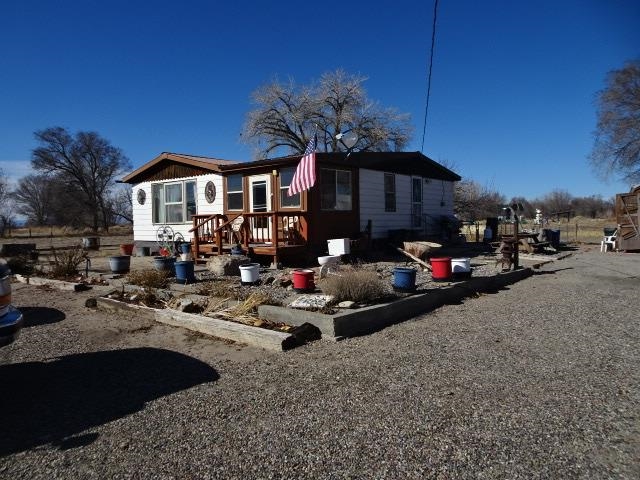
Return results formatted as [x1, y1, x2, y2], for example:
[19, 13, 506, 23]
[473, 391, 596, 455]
[1, 247, 639, 479]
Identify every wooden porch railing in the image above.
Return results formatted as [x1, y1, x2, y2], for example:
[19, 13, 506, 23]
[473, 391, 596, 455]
[190, 211, 307, 258]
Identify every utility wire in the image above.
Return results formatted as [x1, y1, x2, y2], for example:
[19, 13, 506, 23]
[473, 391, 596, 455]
[421, 0, 439, 152]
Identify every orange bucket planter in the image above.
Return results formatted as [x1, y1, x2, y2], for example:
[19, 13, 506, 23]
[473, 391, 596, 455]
[120, 243, 135, 256]
[430, 257, 452, 281]
[292, 269, 315, 292]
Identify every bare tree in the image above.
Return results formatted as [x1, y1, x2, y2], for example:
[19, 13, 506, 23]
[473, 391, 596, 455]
[454, 180, 505, 220]
[0, 168, 13, 236]
[509, 196, 535, 219]
[12, 174, 54, 225]
[537, 189, 574, 214]
[107, 185, 133, 224]
[243, 69, 413, 157]
[31, 127, 131, 231]
[590, 59, 640, 183]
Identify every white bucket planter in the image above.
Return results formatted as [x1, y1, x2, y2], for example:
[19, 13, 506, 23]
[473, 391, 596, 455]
[451, 257, 471, 279]
[239, 263, 260, 285]
[451, 257, 471, 273]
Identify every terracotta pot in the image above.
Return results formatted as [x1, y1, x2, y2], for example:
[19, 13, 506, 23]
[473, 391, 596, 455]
[120, 244, 135, 256]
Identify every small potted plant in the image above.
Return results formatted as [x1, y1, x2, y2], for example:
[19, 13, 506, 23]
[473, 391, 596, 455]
[230, 242, 244, 256]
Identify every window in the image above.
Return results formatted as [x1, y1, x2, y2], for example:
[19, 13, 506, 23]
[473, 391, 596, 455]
[384, 173, 396, 212]
[320, 168, 352, 211]
[152, 180, 197, 224]
[411, 177, 422, 227]
[227, 174, 244, 210]
[279, 167, 301, 208]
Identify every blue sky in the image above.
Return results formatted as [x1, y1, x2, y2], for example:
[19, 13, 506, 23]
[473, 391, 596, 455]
[1, 0, 638, 201]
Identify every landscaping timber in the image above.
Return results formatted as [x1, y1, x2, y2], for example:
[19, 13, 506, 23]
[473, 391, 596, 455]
[259, 268, 534, 341]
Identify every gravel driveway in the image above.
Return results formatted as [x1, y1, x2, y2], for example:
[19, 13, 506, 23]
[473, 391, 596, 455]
[1, 248, 638, 479]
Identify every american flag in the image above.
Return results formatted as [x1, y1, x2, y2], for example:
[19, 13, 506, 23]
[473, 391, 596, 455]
[287, 137, 317, 197]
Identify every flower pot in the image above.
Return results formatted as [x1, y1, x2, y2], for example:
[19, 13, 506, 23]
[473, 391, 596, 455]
[230, 245, 244, 256]
[451, 257, 472, 279]
[179, 242, 191, 254]
[430, 257, 452, 281]
[120, 243, 135, 256]
[175, 260, 196, 283]
[153, 256, 175, 274]
[292, 269, 315, 292]
[393, 267, 417, 291]
[82, 236, 100, 250]
[109, 255, 131, 274]
[239, 263, 260, 285]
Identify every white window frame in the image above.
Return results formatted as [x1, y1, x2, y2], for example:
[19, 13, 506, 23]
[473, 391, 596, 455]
[226, 174, 244, 211]
[151, 180, 197, 224]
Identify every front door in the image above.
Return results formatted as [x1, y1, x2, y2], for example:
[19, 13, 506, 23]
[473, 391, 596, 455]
[249, 175, 272, 243]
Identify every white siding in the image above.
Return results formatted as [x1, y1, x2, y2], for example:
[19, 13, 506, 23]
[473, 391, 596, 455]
[359, 168, 456, 239]
[131, 173, 224, 242]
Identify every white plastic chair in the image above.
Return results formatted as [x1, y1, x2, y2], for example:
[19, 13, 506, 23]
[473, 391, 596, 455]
[600, 229, 617, 252]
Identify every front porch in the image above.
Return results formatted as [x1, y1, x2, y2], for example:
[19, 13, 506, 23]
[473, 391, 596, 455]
[189, 212, 308, 265]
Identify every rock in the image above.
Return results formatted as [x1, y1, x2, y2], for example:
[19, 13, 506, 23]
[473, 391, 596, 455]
[178, 299, 194, 312]
[289, 294, 334, 310]
[84, 297, 98, 308]
[337, 300, 357, 309]
[206, 255, 249, 276]
[291, 323, 322, 343]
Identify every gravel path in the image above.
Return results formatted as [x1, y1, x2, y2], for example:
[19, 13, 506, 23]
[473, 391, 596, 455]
[1, 248, 638, 479]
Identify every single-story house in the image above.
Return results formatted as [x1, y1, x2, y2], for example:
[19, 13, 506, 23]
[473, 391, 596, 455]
[121, 150, 461, 264]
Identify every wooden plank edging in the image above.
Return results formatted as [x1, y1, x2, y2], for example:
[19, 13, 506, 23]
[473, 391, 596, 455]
[95, 296, 295, 351]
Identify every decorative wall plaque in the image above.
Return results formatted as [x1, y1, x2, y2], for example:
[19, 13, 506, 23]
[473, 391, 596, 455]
[205, 181, 216, 203]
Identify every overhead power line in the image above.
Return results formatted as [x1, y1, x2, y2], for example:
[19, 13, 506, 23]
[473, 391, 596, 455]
[421, 0, 439, 152]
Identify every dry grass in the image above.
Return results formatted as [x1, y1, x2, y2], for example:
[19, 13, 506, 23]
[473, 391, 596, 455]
[196, 280, 241, 299]
[203, 293, 269, 325]
[319, 269, 385, 304]
[8, 224, 133, 238]
[126, 269, 171, 289]
[461, 216, 616, 244]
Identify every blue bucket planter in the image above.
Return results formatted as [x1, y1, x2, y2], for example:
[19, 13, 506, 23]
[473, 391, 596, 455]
[393, 267, 417, 292]
[179, 242, 191, 254]
[109, 255, 131, 274]
[175, 260, 196, 283]
[153, 256, 175, 274]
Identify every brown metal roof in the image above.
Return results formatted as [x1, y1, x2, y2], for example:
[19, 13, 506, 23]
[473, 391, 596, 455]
[122, 150, 461, 184]
[219, 151, 461, 181]
[121, 152, 240, 183]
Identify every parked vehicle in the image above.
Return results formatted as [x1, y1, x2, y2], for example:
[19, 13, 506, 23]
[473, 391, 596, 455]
[0, 263, 23, 347]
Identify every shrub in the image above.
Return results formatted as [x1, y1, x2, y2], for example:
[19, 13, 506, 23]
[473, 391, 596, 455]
[50, 245, 87, 278]
[319, 270, 385, 304]
[196, 280, 239, 299]
[126, 269, 171, 289]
